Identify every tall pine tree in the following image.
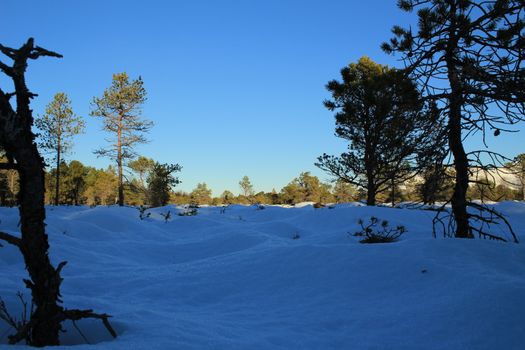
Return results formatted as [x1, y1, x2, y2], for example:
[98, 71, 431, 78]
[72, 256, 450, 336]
[90, 73, 152, 206]
[383, 0, 524, 241]
[36, 92, 84, 205]
[316, 56, 444, 205]
[239, 175, 254, 197]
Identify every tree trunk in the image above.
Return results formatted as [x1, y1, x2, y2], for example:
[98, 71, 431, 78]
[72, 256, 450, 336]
[55, 141, 60, 206]
[18, 147, 63, 346]
[448, 107, 471, 238]
[0, 103, 63, 346]
[0, 39, 115, 346]
[445, 13, 472, 238]
[117, 114, 124, 206]
[366, 181, 376, 206]
[391, 177, 395, 207]
[520, 166, 525, 201]
[0, 39, 66, 345]
[364, 139, 376, 206]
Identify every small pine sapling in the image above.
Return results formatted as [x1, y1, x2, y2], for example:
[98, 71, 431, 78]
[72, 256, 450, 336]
[160, 210, 171, 223]
[355, 216, 406, 243]
[138, 205, 151, 220]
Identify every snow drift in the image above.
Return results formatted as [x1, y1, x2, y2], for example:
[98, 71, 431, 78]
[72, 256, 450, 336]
[1, 203, 525, 349]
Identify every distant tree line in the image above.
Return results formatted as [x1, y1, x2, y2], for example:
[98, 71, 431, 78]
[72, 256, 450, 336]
[2, 160, 520, 208]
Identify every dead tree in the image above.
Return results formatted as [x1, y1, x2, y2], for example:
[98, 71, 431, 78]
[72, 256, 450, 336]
[0, 39, 115, 346]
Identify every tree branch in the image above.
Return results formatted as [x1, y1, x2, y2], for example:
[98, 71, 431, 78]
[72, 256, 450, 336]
[0, 231, 21, 247]
[63, 309, 117, 339]
[0, 163, 18, 170]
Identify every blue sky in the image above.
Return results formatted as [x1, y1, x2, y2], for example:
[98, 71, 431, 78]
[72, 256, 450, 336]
[2, 0, 523, 195]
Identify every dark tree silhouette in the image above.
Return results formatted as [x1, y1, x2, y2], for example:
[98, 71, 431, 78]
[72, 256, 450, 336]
[316, 56, 444, 205]
[147, 162, 182, 207]
[383, 0, 524, 241]
[0, 39, 115, 346]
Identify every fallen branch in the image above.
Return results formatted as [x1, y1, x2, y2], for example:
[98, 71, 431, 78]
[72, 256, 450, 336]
[63, 309, 117, 339]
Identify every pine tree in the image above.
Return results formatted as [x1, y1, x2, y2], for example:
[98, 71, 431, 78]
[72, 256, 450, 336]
[128, 156, 155, 203]
[146, 162, 182, 207]
[44, 161, 69, 204]
[417, 166, 455, 205]
[220, 190, 235, 204]
[84, 166, 118, 205]
[64, 160, 88, 205]
[383, 0, 524, 241]
[129, 156, 155, 189]
[90, 73, 153, 206]
[239, 175, 254, 197]
[332, 180, 356, 203]
[510, 154, 525, 201]
[319, 183, 335, 203]
[280, 181, 304, 205]
[0, 169, 9, 205]
[316, 56, 444, 205]
[190, 183, 212, 205]
[35, 92, 84, 205]
[0, 153, 18, 206]
[280, 172, 330, 204]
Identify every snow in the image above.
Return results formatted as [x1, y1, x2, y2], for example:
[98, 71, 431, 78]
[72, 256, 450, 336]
[1, 202, 525, 349]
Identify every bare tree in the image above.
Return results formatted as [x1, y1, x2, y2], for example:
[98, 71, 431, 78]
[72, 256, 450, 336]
[0, 39, 115, 346]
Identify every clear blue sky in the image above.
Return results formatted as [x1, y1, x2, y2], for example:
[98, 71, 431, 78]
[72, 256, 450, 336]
[2, 0, 523, 195]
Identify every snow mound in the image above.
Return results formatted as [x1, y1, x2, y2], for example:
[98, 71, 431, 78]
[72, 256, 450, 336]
[1, 202, 525, 349]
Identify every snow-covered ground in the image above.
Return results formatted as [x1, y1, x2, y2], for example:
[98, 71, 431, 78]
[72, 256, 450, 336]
[1, 203, 525, 349]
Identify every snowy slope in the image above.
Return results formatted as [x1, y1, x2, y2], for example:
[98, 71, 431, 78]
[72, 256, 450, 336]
[1, 203, 525, 349]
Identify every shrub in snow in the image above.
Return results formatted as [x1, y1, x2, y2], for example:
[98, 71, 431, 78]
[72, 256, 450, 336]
[178, 208, 198, 216]
[137, 205, 151, 220]
[160, 210, 171, 223]
[0, 293, 31, 344]
[355, 217, 406, 243]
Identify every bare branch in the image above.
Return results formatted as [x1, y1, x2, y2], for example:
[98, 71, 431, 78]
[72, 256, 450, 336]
[63, 309, 117, 339]
[0, 231, 21, 247]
